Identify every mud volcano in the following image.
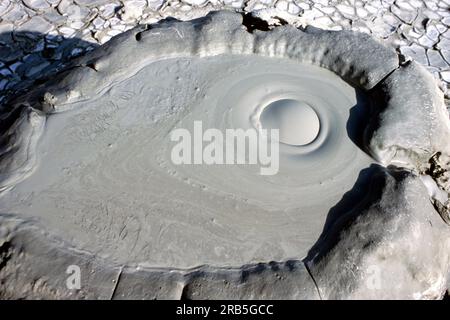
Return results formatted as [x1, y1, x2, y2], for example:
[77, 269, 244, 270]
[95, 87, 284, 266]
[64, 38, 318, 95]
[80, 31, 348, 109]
[1, 11, 450, 299]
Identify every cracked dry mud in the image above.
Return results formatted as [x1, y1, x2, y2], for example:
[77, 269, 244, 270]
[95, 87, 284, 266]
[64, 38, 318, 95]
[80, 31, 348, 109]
[0, 10, 450, 299]
[0, 0, 449, 107]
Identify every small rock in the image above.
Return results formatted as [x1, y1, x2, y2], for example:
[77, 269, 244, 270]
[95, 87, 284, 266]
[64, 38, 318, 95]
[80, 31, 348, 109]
[356, 7, 368, 18]
[65, 4, 90, 21]
[337, 17, 352, 29]
[44, 38, 58, 48]
[99, 34, 111, 44]
[0, 79, 9, 91]
[390, 4, 416, 24]
[427, 49, 449, 69]
[417, 35, 436, 48]
[438, 0, 450, 8]
[0, 0, 11, 16]
[400, 44, 428, 65]
[111, 24, 126, 31]
[435, 23, 448, 33]
[17, 16, 54, 36]
[369, 18, 397, 38]
[336, 4, 355, 17]
[441, 71, 450, 82]
[425, 0, 439, 11]
[9, 61, 23, 73]
[422, 8, 441, 20]
[402, 25, 422, 40]
[180, 4, 191, 11]
[44, 9, 67, 26]
[0, 68, 13, 76]
[94, 29, 109, 43]
[56, 0, 71, 13]
[45, 32, 62, 42]
[442, 29, 450, 39]
[147, 0, 163, 10]
[92, 17, 105, 30]
[383, 13, 401, 28]
[275, 0, 288, 11]
[100, 3, 120, 19]
[70, 47, 83, 56]
[437, 38, 450, 50]
[437, 9, 450, 18]
[441, 50, 450, 64]
[121, 0, 147, 21]
[80, 32, 97, 45]
[426, 24, 440, 42]
[23, 6, 36, 17]
[58, 26, 76, 37]
[23, 0, 50, 10]
[69, 20, 85, 29]
[287, 2, 300, 15]
[32, 39, 46, 52]
[3, 5, 29, 24]
[443, 17, 450, 27]
[108, 17, 121, 26]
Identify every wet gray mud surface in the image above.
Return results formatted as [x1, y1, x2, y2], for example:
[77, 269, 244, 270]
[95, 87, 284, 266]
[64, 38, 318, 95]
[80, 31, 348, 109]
[1, 10, 450, 299]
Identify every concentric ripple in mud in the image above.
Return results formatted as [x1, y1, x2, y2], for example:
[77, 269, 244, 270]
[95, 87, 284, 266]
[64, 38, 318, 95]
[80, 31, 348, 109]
[0, 54, 374, 268]
[2, 10, 450, 300]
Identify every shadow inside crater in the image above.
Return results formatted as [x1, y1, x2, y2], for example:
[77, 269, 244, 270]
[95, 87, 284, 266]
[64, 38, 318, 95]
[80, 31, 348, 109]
[305, 163, 387, 263]
[346, 87, 372, 157]
[305, 86, 381, 263]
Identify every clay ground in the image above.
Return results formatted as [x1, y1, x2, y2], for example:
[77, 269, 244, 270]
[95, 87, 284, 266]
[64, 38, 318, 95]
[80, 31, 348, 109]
[0, 0, 449, 106]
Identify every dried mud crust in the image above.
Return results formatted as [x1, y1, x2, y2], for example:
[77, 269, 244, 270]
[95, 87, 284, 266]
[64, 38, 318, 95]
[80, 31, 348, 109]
[1, 11, 450, 299]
